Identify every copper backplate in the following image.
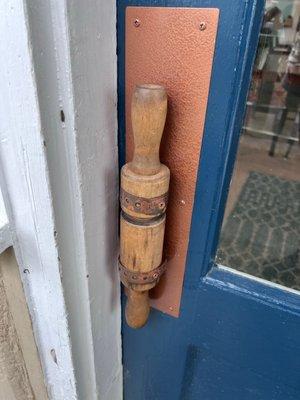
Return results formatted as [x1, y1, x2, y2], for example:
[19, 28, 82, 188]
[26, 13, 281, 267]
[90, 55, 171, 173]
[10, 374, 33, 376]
[126, 7, 219, 316]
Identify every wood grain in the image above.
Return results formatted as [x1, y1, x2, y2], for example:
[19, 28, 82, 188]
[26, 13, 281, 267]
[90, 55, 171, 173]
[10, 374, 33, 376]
[120, 84, 170, 328]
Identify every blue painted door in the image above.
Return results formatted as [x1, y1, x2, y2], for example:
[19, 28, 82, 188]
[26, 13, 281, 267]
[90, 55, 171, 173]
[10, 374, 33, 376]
[118, 1, 300, 399]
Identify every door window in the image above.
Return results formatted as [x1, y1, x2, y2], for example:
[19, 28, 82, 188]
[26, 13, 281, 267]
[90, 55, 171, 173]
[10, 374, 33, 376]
[216, 0, 300, 291]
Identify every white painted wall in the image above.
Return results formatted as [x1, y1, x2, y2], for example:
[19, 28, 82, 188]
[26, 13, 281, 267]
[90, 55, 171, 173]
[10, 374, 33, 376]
[0, 0, 122, 399]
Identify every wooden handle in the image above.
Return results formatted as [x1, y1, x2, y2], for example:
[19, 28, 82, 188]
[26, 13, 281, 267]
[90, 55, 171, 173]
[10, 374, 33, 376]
[125, 289, 150, 329]
[131, 84, 167, 175]
[120, 84, 169, 329]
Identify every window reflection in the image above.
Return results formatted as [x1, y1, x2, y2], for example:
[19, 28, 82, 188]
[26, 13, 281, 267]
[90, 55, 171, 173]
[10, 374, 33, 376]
[216, 1, 300, 291]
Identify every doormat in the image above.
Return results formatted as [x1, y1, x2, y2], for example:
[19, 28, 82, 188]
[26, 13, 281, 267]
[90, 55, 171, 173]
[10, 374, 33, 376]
[216, 171, 300, 291]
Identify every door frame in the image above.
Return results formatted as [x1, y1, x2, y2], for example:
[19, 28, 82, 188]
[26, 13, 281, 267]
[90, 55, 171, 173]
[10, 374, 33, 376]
[0, 0, 122, 399]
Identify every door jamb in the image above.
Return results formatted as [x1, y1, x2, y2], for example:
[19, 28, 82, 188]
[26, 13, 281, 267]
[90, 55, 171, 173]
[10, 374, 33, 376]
[0, 0, 122, 399]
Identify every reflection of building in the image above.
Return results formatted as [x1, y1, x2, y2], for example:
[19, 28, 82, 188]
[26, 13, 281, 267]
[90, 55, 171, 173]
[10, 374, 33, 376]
[244, 2, 300, 158]
[268, 38, 300, 156]
[283, 38, 300, 94]
[267, 0, 300, 45]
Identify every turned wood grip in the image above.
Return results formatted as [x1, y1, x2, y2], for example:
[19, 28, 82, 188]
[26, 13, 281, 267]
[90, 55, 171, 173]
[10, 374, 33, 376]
[119, 84, 169, 329]
[131, 84, 167, 175]
[125, 290, 150, 329]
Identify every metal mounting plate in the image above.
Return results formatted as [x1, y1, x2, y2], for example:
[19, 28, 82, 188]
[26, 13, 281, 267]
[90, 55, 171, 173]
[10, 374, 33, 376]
[126, 6, 219, 316]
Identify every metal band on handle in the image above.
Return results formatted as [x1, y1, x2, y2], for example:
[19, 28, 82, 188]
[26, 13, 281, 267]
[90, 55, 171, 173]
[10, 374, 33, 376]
[118, 258, 167, 286]
[120, 189, 168, 216]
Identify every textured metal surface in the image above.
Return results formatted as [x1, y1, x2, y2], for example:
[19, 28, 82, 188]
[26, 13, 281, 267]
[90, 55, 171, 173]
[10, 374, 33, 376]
[120, 189, 168, 216]
[119, 258, 167, 286]
[126, 7, 219, 316]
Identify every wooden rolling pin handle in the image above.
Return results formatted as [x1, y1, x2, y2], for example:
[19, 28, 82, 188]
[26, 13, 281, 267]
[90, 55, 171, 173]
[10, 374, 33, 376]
[131, 84, 167, 176]
[121, 83, 169, 329]
[125, 289, 150, 329]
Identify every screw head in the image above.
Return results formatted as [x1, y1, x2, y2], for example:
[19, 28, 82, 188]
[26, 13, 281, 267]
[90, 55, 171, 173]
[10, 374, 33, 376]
[199, 22, 207, 31]
[134, 19, 140, 27]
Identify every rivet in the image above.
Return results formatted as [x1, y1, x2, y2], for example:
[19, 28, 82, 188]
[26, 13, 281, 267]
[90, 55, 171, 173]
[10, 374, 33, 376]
[199, 22, 207, 31]
[134, 19, 140, 27]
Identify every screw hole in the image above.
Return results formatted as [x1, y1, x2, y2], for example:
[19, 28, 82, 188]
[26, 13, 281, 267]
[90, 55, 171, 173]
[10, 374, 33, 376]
[50, 349, 58, 364]
[199, 22, 207, 31]
[60, 109, 65, 123]
[134, 19, 140, 27]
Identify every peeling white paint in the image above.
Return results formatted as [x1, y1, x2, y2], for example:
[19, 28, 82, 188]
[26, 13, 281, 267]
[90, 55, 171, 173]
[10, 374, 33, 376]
[25, 0, 122, 398]
[0, 0, 77, 398]
[0, 190, 12, 255]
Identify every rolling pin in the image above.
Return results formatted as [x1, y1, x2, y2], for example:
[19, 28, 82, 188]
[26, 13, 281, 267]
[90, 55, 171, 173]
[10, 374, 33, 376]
[119, 84, 170, 328]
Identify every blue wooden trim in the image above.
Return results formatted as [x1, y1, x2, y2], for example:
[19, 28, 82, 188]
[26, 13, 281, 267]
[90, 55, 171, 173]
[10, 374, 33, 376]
[206, 266, 300, 317]
[185, 0, 265, 283]
[121, 267, 300, 399]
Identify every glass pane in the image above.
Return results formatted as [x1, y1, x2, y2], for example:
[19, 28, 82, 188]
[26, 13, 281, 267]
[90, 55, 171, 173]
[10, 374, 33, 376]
[216, 1, 300, 291]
